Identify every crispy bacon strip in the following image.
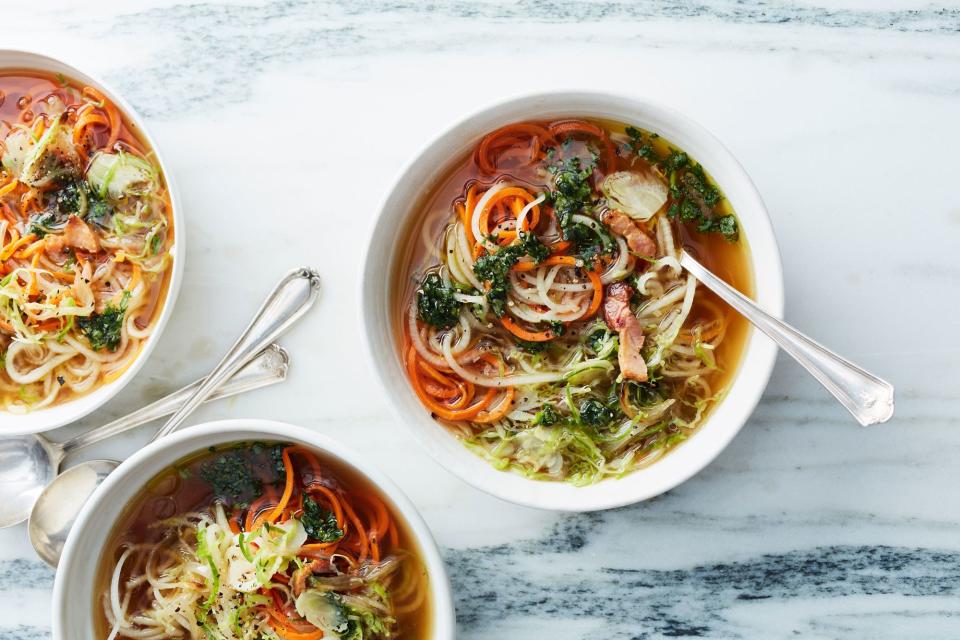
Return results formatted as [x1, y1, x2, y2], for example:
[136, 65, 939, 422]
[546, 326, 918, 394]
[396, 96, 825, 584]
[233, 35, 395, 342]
[604, 209, 657, 258]
[603, 282, 648, 382]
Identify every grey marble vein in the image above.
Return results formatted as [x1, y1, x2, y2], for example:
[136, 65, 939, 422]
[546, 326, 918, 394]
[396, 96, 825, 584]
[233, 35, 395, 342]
[38, 0, 960, 118]
[445, 512, 960, 638]
[0, 626, 50, 640]
[0, 559, 53, 592]
[7, 511, 960, 639]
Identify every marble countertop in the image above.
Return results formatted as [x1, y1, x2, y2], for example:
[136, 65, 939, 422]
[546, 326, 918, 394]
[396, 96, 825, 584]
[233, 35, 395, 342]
[2, 1, 959, 638]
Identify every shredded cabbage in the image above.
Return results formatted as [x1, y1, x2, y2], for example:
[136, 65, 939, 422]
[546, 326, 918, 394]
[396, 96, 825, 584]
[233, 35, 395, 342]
[86, 151, 159, 198]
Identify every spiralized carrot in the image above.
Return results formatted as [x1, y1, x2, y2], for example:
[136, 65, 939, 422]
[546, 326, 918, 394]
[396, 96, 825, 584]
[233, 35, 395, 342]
[474, 387, 516, 424]
[0, 202, 18, 224]
[500, 315, 556, 342]
[245, 492, 277, 532]
[584, 268, 603, 318]
[416, 359, 475, 409]
[0, 233, 36, 261]
[476, 186, 538, 240]
[28, 252, 39, 298]
[72, 108, 109, 146]
[423, 379, 459, 399]
[81, 86, 120, 149]
[463, 185, 478, 245]
[287, 445, 324, 485]
[407, 345, 496, 420]
[270, 617, 323, 640]
[307, 484, 345, 532]
[476, 122, 554, 174]
[0, 179, 18, 198]
[340, 498, 369, 562]
[266, 448, 295, 524]
[15, 237, 45, 259]
[512, 254, 579, 273]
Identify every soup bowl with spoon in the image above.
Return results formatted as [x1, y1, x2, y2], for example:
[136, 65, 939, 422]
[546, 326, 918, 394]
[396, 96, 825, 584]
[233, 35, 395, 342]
[361, 90, 894, 512]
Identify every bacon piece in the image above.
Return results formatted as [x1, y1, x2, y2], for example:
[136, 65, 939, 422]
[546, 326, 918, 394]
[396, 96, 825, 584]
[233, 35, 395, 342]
[604, 209, 657, 258]
[603, 282, 648, 382]
[45, 215, 99, 258]
[62, 215, 99, 252]
[603, 282, 634, 330]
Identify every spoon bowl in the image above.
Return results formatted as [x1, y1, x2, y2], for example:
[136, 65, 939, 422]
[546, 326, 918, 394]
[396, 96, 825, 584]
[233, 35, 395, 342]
[29, 459, 119, 567]
[0, 436, 59, 527]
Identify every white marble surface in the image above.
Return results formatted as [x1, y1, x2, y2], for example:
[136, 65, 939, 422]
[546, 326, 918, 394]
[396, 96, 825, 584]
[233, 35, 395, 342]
[1, 1, 959, 637]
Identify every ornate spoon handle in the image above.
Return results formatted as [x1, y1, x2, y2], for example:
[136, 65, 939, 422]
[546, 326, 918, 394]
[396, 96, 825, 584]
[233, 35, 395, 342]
[152, 267, 321, 440]
[680, 251, 894, 426]
[59, 345, 290, 455]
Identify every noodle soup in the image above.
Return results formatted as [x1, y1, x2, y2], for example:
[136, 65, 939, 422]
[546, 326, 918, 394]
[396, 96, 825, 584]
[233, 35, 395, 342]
[95, 441, 431, 639]
[398, 118, 752, 485]
[0, 71, 174, 413]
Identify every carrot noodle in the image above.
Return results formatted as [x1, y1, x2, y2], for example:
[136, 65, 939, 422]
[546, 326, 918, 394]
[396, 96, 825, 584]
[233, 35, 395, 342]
[265, 447, 295, 523]
[245, 492, 277, 532]
[476, 122, 554, 174]
[81, 86, 120, 148]
[307, 483, 345, 532]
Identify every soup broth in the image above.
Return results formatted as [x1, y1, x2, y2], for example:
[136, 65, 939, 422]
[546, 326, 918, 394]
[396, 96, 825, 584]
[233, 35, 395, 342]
[397, 117, 752, 485]
[95, 442, 432, 639]
[0, 71, 174, 413]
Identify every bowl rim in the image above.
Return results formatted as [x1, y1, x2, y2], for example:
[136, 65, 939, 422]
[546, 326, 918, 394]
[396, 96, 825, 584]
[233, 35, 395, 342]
[359, 89, 784, 512]
[51, 419, 456, 639]
[0, 48, 184, 435]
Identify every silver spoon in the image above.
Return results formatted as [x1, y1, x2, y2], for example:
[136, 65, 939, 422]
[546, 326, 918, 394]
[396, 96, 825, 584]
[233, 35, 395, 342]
[0, 344, 290, 530]
[679, 251, 894, 426]
[29, 267, 322, 567]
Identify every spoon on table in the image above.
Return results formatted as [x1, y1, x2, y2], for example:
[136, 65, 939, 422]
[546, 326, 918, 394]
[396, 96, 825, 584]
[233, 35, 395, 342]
[0, 344, 290, 530]
[29, 267, 322, 567]
[679, 251, 894, 426]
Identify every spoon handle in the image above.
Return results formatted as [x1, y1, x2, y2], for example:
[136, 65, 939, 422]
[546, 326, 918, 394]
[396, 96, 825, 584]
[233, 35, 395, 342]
[59, 345, 290, 456]
[679, 252, 894, 426]
[152, 267, 321, 440]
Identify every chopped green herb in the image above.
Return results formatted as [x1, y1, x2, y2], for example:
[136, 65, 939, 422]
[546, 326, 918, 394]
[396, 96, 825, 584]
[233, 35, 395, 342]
[198, 450, 262, 504]
[578, 399, 616, 428]
[416, 273, 461, 329]
[627, 126, 738, 241]
[77, 291, 130, 351]
[301, 495, 344, 543]
[532, 403, 561, 426]
[473, 232, 549, 317]
[515, 339, 548, 354]
[545, 157, 613, 262]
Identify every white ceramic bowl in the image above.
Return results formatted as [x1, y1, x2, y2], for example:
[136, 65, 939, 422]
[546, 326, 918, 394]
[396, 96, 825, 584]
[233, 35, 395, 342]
[361, 91, 784, 511]
[0, 49, 183, 435]
[53, 419, 456, 639]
